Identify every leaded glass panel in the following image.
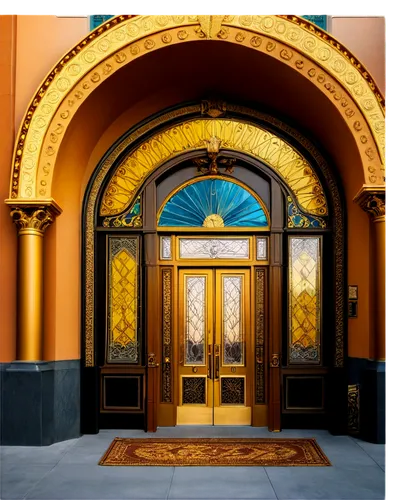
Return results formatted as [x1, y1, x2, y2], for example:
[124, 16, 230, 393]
[185, 276, 206, 365]
[160, 236, 172, 260]
[158, 178, 269, 227]
[256, 237, 268, 260]
[179, 238, 250, 260]
[107, 237, 139, 363]
[223, 276, 244, 365]
[288, 237, 321, 363]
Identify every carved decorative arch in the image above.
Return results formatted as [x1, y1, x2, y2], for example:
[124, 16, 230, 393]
[83, 103, 345, 368]
[100, 118, 328, 218]
[7, 15, 385, 207]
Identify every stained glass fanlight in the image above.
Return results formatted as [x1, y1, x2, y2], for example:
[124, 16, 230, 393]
[158, 178, 269, 228]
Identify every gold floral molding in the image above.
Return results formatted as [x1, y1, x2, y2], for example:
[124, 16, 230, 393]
[354, 185, 385, 222]
[100, 118, 328, 217]
[8, 15, 385, 204]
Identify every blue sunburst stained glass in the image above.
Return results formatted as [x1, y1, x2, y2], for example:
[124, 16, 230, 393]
[158, 179, 269, 228]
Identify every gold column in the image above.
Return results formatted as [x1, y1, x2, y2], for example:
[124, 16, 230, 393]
[354, 187, 385, 361]
[8, 204, 61, 361]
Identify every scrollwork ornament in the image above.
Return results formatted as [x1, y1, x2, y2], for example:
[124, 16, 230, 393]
[177, 30, 189, 40]
[251, 36, 262, 47]
[144, 39, 155, 50]
[270, 354, 280, 368]
[235, 31, 246, 42]
[162, 33, 172, 44]
[217, 27, 229, 40]
[280, 49, 293, 60]
[10, 206, 56, 233]
[266, 41, 276, 52]
[356, 191, 385, 222]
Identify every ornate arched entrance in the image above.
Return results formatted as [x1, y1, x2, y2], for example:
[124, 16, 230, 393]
[4, 15, 385, 445]
[81, 102, 345, 433]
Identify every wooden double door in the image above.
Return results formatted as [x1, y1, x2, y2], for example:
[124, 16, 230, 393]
[176, 268, 252, 425]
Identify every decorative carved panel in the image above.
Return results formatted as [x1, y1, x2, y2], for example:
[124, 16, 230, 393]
[221, 377, 245, 405]
[162, 269, 172, 403]
[348, 384, 360, 434]
[255, 268, 266, 403]
[182, 377, 206, 404]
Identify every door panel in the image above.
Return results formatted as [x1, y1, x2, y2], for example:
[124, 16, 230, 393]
[177, 268, 252, 425]
[214, 270, 251, 425]
[177, 270, 213, 425]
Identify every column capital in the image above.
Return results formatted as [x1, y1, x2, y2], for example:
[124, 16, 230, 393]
[6, 199, 62, 234]
[353, 186, 385, 222]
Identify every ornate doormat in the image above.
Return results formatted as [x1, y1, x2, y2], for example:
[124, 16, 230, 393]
[99, 438, 331, 466]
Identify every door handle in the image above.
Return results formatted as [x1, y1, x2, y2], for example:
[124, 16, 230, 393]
[147, 353, 159, 368]
[208, 344, 213, 380]
[214, 344, 220, 380]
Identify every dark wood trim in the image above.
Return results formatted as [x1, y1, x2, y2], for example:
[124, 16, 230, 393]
[144, 233, 161, 432]
[268, 230, 283, 432]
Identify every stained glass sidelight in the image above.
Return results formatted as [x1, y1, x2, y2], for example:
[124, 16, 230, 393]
[185, 276, 206, 365]
[179, 238, 250, 260]
[107, 237, 139, 363]
[222, 276, 244, 365]
[158, 178, 268, 227]
[288, 237, 321, 363]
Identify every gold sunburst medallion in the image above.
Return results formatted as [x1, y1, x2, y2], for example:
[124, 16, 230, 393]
[203, 214, 224, 227]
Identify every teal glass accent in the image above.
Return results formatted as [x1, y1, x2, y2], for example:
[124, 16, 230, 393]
[103, 197, 141, 228]
[89, 15, 114, 31]
[287, 197, 327, 228]
[159, 179, 268, 227]
[301, 15, 328, 31]
[122, 197, 141, 225]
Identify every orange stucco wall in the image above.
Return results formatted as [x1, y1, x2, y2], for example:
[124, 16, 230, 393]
[0, 16, 17, 362]
[14, 16, 88, 130]
[0, 15, 385, 363]
[331, 16, 385, 95]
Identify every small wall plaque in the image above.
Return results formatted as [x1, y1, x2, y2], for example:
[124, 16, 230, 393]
[348, 285, 358, 300]
[348, 301, 358, 318]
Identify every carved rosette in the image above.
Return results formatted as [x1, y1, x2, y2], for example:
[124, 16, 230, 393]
[354, 188, 385, 222]
[9, 206, 59, 234]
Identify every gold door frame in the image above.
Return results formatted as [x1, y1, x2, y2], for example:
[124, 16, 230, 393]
[158, 235, 268, 427]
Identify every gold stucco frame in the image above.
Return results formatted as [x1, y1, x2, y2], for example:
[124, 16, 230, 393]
[7, 15, 385, 207]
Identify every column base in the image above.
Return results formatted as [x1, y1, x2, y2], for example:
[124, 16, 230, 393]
[1, 360, 80, 446]
[348, 357, 385, 444]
